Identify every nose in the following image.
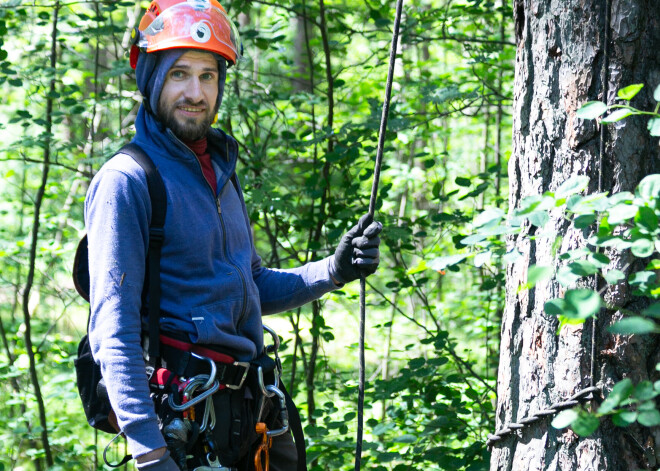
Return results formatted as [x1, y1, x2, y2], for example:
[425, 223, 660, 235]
[184, 77, 204, 103]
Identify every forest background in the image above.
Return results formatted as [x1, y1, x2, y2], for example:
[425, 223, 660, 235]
[0, 0, 514, 469]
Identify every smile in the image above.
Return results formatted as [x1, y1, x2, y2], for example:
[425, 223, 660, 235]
[178, 106, 205, 112]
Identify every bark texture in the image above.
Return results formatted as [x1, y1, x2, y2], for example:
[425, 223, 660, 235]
[492, 1, 660, 470]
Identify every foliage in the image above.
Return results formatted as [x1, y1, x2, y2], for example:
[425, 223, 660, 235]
[446, 84, 660, 443]
[0, 0, 514, 469]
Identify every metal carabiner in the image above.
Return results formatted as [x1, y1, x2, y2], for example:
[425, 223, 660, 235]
[190, 352, 217, 391]
[169, 375, 220, 412]
[199, 394, 216, 432]
[262, 325, 282, 375]
[264, 385, 289, 437]
[254, 422, 272, 471]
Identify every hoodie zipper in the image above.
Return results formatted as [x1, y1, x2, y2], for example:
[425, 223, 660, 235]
[171, 131, 248, 331]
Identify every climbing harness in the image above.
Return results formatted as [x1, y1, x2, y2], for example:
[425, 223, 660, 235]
[355, 0, 403, 469]
[487, 0, 611, 449]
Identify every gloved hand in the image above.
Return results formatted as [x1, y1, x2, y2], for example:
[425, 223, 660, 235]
[329, 214, 383, 284]
[136, 449, 181, 471]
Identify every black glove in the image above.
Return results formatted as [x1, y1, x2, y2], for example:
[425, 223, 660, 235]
[136, 450, 181, 471]
[329, 214, 383, 284]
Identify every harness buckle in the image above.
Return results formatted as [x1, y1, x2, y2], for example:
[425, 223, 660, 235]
[226, 361, 250, 390]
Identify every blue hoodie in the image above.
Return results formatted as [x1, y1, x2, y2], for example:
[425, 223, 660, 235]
[85, 55, 337, 457]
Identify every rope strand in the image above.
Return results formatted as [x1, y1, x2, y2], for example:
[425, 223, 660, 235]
[355, 0, 404, 469]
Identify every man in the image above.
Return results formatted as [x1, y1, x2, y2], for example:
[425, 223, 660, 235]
[84, 0, 382, 470]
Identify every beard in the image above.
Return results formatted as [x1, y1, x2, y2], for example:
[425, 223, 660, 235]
[157, 98, 219, 141]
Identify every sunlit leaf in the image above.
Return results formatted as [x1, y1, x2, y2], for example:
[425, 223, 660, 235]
[551, 409, 578, 429]
[604, 269, 625, 285]
[571, 411, 600, 437]
[576, 101, 608, 120]
[555, 175, 589, 198]
[474, 208, 505, 228]
[601, 108, 635, 123]
[608, 317, 659, 335]
[637, 409, 660, 427]
[635, 206, 659, 233]
[617, 83, 644, 100]
[608, 203, 638, 225]
[637, 174, 660, 201]
[648, 118, 660, 136]
[429, 254, 467, 271]
[631, 237, 654, 258]
[598, 378, 633, 414]
[527, 265, 553, 286]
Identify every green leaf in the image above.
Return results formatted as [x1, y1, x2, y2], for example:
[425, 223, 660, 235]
[556, 265, 581, 287]
[473, 251, 492, 268]
[528, 210, 549, 228]
[567, 260, 599, 276]
[633, 381, 658, 401]
[648, 118, 660, 137]
[503, 249, 522, 263]
[546, 289, 602, 322]
[635, 206, 659, 233]
[617, 83, 644, 101]
[629, 271, 657, 286]
[551, 409, 578, 429]
[527, 265, 553, 287]
[604, 269, 625, 285]
[608, 317, 659, 335]
[455, 176, 471, 187]
[601, 108, 635, 123]
[429, 254, 467, 271]
[565, 289, 602, 319]
[598, 378, 634, 414]
[608, 203, 639, 224]
[555, 175, 589, 198]
[545, 298, 568, 316]
[474, 208, 505, 228]
[654, 84, 660, 102]
[574, 213, 596, 229]
[612, 410, 637, 427]
[642, 303, 660, 318]
[631, 237, 655, 257]
[571, 411, 600, 437]
[577, 101, 608, 120]
[609, 191, 635, 206]
[637, 174, 660, 201]
[461, 233, 487, 245]
[637, 409, 660, 427]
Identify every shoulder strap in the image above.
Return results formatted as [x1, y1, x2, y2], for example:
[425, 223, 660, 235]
[119, 143, 167, 364]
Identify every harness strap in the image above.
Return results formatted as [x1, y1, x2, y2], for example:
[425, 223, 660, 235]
[280, 383, 307, 471]
[159, 336, 250, 389]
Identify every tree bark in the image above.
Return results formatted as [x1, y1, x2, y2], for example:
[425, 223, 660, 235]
[492, 1, 660, 470]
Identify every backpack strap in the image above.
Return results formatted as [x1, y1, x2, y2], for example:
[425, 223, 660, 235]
[119, 143, 167, 366]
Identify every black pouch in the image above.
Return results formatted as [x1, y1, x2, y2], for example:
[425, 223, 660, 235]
[210, 387, 259, 466]
[74, 334, 117, 434]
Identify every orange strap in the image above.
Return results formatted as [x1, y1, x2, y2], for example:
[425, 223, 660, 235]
[254, 422, 272, 471]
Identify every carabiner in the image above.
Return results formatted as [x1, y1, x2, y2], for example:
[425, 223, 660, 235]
[254, 422, 272, 471]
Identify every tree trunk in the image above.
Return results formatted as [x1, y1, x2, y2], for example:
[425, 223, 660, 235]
[492, 1, 660, 470]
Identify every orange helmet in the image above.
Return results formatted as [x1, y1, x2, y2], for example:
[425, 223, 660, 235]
[130, 0, 241, 69]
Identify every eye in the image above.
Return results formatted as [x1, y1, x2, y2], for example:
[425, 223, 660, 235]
[200, 72, 216, 81]
[170, 70, 186, 79]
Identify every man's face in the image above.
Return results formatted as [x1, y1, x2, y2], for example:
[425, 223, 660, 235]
[157, 50, 220, 141]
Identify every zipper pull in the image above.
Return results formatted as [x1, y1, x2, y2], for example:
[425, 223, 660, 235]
[216, 197, 222, 214]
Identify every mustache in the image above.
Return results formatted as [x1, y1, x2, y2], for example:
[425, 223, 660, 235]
[174, 99, 208, 109]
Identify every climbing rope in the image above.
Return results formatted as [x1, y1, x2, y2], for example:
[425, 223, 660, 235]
[487, 0, 610, 449]
[355, 0, 404, 469]
[485, 386, 599, 447]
